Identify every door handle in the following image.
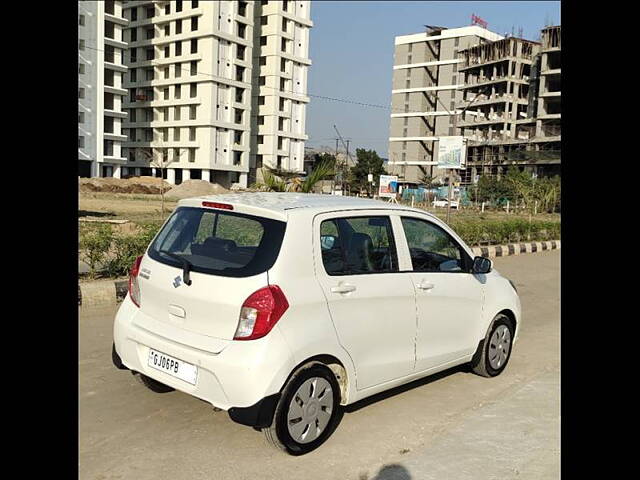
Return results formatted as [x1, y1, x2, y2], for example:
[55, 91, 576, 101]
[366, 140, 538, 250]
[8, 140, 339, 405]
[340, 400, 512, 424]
[331, 283, 356, 294]
[417, 281, 435, 291]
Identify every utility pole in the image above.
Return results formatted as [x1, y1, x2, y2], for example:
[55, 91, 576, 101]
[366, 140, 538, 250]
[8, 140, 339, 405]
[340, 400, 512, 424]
[333, 125, 354, 196]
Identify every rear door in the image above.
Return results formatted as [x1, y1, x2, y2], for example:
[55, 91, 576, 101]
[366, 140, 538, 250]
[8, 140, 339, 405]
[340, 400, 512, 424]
[313, 211, 417, 390]
[136, 206, 286, 341]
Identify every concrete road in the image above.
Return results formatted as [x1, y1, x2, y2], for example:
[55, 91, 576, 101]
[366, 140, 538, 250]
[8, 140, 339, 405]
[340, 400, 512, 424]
[80, 250, 559, 480]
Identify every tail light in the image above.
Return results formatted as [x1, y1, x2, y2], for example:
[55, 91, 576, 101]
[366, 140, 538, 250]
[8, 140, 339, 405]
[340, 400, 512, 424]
[129, 255, 143, 307]
[234, 285, 289, 341]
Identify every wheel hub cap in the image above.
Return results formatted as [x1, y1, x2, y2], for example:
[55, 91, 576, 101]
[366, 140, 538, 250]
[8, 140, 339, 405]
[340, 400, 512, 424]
[488, 325, 511, 370]
[287, 377, 333, 444]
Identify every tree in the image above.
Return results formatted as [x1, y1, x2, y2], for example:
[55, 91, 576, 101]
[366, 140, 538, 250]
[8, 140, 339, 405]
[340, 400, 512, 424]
[133, 141, 185, 220]
[252, 155, 336, 193]
[349, 148, 386, 196]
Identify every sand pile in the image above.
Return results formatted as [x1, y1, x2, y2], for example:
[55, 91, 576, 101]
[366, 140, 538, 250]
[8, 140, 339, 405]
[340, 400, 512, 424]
[165, 180, 229, 200]
[79, 176, 172, 194]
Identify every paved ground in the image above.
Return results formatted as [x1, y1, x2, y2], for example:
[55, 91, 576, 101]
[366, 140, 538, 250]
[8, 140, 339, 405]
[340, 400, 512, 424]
[79, 250, 559, 480]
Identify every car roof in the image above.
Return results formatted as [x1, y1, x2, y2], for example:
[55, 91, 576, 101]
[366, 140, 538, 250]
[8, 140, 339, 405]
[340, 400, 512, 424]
[178, 192, 435, 220]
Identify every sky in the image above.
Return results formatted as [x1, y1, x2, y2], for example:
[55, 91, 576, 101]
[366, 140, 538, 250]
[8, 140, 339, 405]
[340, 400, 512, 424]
[305, 1, 561, 158]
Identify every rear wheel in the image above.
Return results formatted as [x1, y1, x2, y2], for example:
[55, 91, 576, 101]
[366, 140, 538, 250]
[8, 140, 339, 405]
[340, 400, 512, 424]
[133, 372, 175, 393]
[263, 364, 342, 455]
[470, 314, 514, 377]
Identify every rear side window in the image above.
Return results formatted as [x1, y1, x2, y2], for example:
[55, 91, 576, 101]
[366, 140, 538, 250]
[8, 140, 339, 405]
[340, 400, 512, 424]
[148, 207, 286, 277]
[320, 216, 398, 275]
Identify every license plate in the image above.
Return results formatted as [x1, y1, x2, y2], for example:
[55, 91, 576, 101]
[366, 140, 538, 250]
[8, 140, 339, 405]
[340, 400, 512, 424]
[147, 348, 198, 385]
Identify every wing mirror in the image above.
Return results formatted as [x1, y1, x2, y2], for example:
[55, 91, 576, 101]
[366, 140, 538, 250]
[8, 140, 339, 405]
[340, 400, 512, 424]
[472, 256, 492, 274]
[320, 235, 337, 250]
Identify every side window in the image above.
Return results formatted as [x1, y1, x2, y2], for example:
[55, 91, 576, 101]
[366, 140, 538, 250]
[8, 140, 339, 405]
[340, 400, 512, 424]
[401, 217, 466, 273]
[320, 216, 398, 275]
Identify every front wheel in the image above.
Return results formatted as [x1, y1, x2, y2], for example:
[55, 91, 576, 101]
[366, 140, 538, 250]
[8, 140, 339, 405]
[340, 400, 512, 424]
[470, 314, 514, 377]
[263, 364, 342, 455]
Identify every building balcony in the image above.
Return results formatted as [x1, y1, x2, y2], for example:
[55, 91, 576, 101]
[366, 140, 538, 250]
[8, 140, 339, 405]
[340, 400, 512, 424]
[540, 68, 561, 76]
[105, 12, 128, 27]
[103, 155, 128, 164]
[459, 55, 533, 72]
[104, 61, 128, 73]
[457, 115, 510, 128]
[104, 37, 128, 49]
[460, 76, 528, 90]
[457, 94, 527, 108]
[104, 109, 128, 119]
[104, 85, 128, 96]
[539, 91, 561, 98]
[104, 132, 128, 142]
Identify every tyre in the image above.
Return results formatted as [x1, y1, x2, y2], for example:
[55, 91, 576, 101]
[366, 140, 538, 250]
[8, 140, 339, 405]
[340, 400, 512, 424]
[263, 364, 342, 455]
[470, 314, 514, 378]
[133, 372, 175, 393]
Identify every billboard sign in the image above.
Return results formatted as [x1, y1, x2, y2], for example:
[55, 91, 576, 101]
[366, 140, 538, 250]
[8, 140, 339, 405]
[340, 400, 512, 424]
[378, 175, 399, 198]
[437, 136, 466, 170]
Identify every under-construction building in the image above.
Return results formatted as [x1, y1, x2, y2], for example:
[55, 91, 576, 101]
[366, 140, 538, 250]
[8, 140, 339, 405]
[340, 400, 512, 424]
[457, 28, 561, 184]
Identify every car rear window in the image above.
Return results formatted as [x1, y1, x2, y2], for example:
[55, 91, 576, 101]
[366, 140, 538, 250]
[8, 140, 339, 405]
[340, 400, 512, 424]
[148, 207, 286, 278]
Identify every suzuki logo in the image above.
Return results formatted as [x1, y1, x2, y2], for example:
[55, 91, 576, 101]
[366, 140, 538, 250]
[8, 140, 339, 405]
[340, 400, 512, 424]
[173, 276, 182, 288]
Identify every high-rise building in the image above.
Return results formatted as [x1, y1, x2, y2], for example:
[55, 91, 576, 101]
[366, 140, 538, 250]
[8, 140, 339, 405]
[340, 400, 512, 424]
[387, 26, 503, 184]
[458, 29, 560, 183]
[78, 0, 130, 178]
[119, 0, 312, 187]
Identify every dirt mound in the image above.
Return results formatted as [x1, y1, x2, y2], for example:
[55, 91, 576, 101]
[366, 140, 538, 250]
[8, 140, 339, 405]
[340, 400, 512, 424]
[165, 180, 229, 200]
[79, 177, 171, 194]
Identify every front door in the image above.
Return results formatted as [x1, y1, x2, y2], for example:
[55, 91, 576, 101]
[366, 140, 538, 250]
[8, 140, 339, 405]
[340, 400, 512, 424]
[397, 215, 484, 372]
[314, 212, 416, 390]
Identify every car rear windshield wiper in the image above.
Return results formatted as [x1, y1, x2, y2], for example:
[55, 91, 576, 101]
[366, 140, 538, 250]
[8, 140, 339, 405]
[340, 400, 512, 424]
[159, 250, 193, 286]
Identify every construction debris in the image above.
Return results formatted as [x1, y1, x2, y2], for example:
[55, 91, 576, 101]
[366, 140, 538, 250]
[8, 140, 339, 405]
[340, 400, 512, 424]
[164, 180, 230, 200]
[79, 176, 172, 194]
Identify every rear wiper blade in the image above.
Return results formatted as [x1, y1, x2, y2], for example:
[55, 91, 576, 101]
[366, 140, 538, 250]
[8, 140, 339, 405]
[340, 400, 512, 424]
[159, 250, 193, 286]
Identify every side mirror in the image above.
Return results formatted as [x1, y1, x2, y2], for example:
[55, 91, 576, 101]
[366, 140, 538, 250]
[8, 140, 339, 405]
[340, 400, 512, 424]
[472, 256, 492, 274]
[320, 235, 337, 250]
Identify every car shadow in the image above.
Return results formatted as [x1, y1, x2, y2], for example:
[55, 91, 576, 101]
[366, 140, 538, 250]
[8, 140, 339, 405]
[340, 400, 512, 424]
[370, 464, 411, 480]
[343, 364, 469, 413]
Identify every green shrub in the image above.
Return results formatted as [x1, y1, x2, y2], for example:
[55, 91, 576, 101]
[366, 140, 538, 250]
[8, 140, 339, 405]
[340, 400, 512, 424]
[79, 224, 113, 278]
[450, 218, 560, 246]
[105, 223, 161, 277]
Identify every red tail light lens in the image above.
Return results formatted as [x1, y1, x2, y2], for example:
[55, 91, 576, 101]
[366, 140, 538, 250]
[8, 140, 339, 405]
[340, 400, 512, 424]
[129, 255, 143, 307]
[234, 285, 289, 340]
[202, 201, 233, 210]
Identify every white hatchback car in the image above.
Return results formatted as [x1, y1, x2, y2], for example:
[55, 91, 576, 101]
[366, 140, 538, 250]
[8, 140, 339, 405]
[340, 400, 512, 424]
[432, 198, 459, 209]
[113, 193, 521, 455]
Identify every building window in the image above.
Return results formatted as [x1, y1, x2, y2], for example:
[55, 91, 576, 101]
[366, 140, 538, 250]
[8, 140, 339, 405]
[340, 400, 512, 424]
[164, 66, 170, 79]
[174, 106, 181, 120]
[258, 116, 264, 125]
[78, 112, 85, 123]
[191, 60, 197, 75]
[235, 66, 245, 82]
[165, 3, 170, 14]
[260, 36, 267, 46]
[130, 7, 138, 21]
[79, 136, 85, 148]
[281, 38, 287, 52]
[280, 78, 286, 91]
[257, 135, 264, 144]
[234, 151, 242, 166]
[175, 84, 182, 99]
[163, 87, 169, 100]
[189, 148, 195, 162]
[78, 63, 85, 74]
[176, 19, 183, 35]
[234, 130, 243, 144]
[78, 88, 85, 99]
[237, 45, 246, 60]
[189, 127, 196, 141]
[260, 56, 267, 66]
[261, 16, 268, 26]
[145, 27, 154, 40]
[176, 0, 183, 12]
[174, 127, 181, 141]
[190, 83, 197, 98]
[238, 2, 247, 16]
[279, 97, 285, 111]
[190, 105, 197, 119]
[175, 63, 182, 78]
[282, 18, 288, 32]
[191, 39, 198, 53]
[164, 45, 170, 58]
[237, 23, 246, 39]
[163, 108, 169, 121]
[79, 39, 85, 50]
[79, 14, 85, 26]
[164, 24, 170, 36]
[192, 0, 199, 8]
[258, 96, 265, 106]
[145, 48, 154, 60]
[130, 28, 138, 42]
[259, 76, 266, 86]
[129, 68, 136, 82]
[191, 16, 198, 31]
[145, 68, 154, 81]
[175, 41, 182, 56]
[235, 88, 244, 103]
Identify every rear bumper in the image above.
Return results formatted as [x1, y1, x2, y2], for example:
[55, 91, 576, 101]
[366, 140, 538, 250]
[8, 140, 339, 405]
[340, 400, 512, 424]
[113, 295, 295, 413]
